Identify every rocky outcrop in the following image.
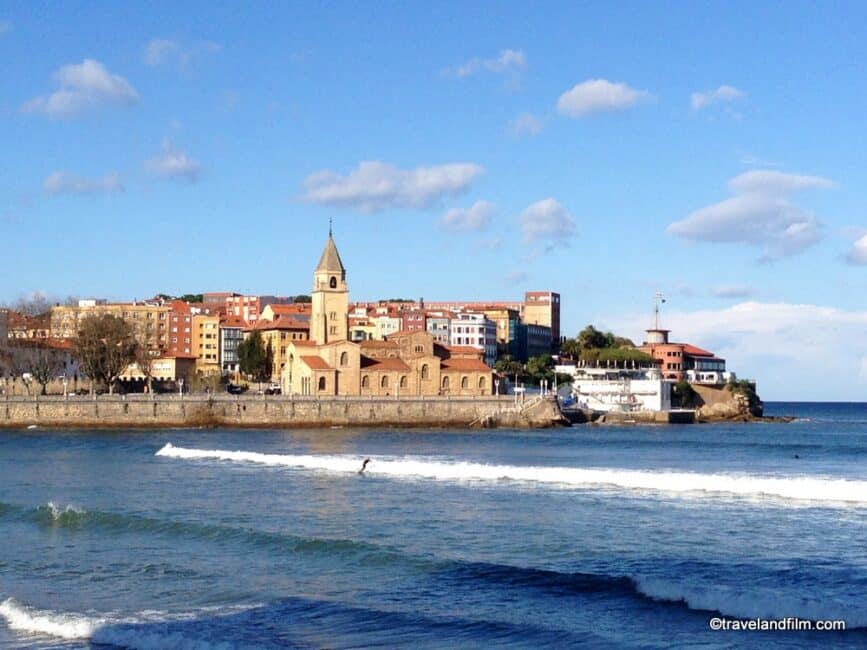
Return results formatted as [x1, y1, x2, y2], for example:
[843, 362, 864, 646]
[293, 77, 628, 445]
[692, 383, 764, 422]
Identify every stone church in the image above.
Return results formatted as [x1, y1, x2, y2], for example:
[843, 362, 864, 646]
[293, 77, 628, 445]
[280, 234, 494, 397]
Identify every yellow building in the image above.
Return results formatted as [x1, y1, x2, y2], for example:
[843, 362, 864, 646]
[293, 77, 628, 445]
[247, 316, 310, 381]
[191, 313, 221, 376]
[281, 234, 493, 397]
[50, 301, 170, 355]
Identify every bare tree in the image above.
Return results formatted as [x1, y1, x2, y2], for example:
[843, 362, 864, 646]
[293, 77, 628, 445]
[21, 342, 62, 395]
[135, 344, 156, 395]
[74, 315, 138, 395]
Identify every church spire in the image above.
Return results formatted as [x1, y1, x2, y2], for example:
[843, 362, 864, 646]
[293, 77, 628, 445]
[315, 229, 345, 274]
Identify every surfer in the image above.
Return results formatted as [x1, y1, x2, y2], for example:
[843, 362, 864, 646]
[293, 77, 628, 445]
[359, 458, 371, 475]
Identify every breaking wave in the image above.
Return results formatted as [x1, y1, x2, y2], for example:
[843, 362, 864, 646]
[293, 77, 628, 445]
[156, 443, 867, 506]
[0, 598, 252, 648]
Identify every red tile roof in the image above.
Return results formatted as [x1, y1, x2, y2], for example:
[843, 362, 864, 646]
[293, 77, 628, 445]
[360, 340, 399, 349]
[680, 344, 716, 357]
[291, 340, 318, 347]
[300, 355, 331, 370]
[220, 315, 248, 328]
[441, 358, 491, 372]
[360, 356, 411, 371]
[249, 317, 310, 332]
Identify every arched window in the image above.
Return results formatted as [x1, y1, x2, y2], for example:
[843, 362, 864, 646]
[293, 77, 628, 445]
[381, 375, 389, 388]
[340, 351, 348, 367]
[318, 377, 326, 391]
[461, 376, 469, 389]
[329, 276, 337, 289]
[421, 364, 429, 379]
[400, 375, 408, 388]
[362, 375, 369, 388]
[479, 376, 486, 390]
[442, 376, 450, 389]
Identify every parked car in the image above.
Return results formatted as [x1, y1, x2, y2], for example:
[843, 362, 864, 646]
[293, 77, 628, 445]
[227, 383, 248, 395]
[264, 383, 282, 395]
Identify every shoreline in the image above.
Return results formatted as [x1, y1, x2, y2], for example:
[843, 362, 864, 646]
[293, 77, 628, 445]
[0, 394, 793, 430]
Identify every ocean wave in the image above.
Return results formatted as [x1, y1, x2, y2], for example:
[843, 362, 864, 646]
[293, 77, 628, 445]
[0, 598, 250, 648]
[0, 598, 101, 640]
[634, 577, 867, 628]
[23, 501, 400, 565]
[32, 502, 88, 527]
[441, 560, 867, 628]
[156, 443, 867, 506]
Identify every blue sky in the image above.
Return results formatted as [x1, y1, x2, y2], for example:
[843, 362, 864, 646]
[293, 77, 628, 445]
[2, 1, 867, 400]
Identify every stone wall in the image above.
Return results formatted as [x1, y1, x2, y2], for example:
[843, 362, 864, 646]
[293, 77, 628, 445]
[0, 394, 565, 429]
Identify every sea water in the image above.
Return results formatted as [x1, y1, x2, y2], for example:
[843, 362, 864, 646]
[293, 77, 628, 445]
[0, 401, 865, 648]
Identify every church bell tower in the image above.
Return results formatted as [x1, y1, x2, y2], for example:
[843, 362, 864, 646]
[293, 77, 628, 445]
[311, 226, 348, 344]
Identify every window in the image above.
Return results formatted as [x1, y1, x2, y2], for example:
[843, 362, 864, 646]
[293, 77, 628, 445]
[461, 376, 469, 389]
[329, 326, 337, 335]
[421, 364, 429, 379]
[330, 311, 336, 321]
[362, 375, 369, 388]
[381, 376, 389, 388]
[479, 376, 486, 390]
[330, 276, 337, 289]
[442, 376, 450, 389]
[340, 351, 348, 367]
[318, 377, 326, 391]
[400, 376, 408, 388]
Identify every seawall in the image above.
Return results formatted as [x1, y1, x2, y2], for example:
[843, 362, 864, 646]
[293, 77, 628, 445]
[0, 394, 567, 430]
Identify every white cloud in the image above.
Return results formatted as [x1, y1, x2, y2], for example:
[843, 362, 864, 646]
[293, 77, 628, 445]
[147, 140, 201, 182]
[43, 171, 122, 195]
[727, 170, 834, 195]
[691, 85, 744, 111]
[612, 301, 867, 400]
[302, 161, 483, 213]
[520, 198, 576, 244]
[449, 49, 527, 78]
[22, 59, 138, 118]
[846, 235, 867, 265]
[556, 79, 649, 118]
[143, 38, 220, 68]
[509, 112, 544, 136]
[667, 170, 834, 260]
[710, 285, 756, 299]
[439, 200, 494, 232]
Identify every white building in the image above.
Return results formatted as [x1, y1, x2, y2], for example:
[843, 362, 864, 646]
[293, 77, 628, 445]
[556, 364, 673, 413]
[450, 313, 497, 367]
[373, 314, 402, 340]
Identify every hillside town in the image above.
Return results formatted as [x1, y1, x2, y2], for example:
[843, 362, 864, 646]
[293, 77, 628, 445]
[0, 233, 738, 413]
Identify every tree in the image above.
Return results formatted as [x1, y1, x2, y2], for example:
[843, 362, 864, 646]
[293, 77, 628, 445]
[525, 353, 554, 384]
[237, 331, 272, 383]
[24, 344, 61, 395]
[494, 355, 524, 378]
[291, 295, 312, 303]
[134, 345, 155, 395]
[577, 325, 610, 350]
[74, 315, 138, 395]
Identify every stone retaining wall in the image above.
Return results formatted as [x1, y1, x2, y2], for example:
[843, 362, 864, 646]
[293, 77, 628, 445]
[0, 395, 566, 429]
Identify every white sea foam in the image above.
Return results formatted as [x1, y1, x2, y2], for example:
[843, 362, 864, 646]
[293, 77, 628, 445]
[40, 501, 85, 519]
[156, 443, 867, 506]
[0, 597, 246, 648]
[0, 598, 101, 639]
[634, 577, 866, 628]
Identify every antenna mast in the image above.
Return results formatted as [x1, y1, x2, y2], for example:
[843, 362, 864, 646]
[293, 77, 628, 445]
[654, 291, 665, 329]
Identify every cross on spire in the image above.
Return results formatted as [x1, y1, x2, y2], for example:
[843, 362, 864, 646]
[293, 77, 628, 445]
[329, 217, 333, 237]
